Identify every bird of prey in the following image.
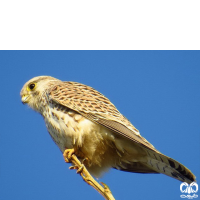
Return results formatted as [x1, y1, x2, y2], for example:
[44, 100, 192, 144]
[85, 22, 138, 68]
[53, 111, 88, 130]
[20, 76, 196, 184]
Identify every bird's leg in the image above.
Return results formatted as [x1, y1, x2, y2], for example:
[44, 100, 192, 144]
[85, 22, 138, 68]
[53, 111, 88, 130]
[63, 149, 115, 200]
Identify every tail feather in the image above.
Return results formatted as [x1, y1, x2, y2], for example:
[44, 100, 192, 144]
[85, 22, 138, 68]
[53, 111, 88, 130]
[145, 149, 196, 184]
[115, 149, 196, 184]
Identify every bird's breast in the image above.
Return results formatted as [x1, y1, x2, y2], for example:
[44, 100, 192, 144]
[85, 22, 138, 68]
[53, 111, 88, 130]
[43, 107, 87, 151]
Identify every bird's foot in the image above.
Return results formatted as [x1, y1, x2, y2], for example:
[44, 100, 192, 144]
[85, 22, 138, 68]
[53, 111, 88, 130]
[68, 157, 89, 174]
[63, 151, 115, 199]
[63, 148, 75, 163]
[100, 182, 111, 194]
[69, 164, 84, 174]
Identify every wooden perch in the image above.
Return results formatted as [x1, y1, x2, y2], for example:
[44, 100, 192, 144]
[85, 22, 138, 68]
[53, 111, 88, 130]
[63, 149, 115, 200]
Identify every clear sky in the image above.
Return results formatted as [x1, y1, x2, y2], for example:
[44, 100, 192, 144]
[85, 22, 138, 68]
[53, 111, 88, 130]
[0, 51, 199, 200]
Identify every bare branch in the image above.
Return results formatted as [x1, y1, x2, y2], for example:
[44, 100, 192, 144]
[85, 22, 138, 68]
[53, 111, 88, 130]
[63, 149, 115, 200]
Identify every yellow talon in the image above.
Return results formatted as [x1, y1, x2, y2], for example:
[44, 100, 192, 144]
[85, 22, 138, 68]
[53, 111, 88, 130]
[63, 148, 75, 163]
[76, 164, 84, 174]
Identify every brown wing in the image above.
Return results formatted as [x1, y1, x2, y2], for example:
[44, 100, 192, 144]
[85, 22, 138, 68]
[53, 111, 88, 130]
[48, 81, 196, 183]
[48, 81, 157, 151]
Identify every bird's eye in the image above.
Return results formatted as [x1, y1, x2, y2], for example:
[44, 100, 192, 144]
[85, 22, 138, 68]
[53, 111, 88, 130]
[28, 83, 36, 90]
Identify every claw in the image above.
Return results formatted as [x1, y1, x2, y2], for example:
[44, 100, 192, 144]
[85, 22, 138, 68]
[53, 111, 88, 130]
[82, 157, 89, 165]
[69, 166, 78, 170]
[68, 163, 84, 174]
[76, 164, 84, 174]
[63, 148, 75, 163]
[100, 182, 110, 190]
[69, 165, 82, 173]
[76, 157, 89, 174]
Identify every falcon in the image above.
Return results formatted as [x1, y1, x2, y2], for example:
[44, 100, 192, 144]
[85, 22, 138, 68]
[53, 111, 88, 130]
[20, 76, 196, 184]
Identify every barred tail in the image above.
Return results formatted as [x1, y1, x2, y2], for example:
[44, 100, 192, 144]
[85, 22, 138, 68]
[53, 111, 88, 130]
[145, 149, 196, 184]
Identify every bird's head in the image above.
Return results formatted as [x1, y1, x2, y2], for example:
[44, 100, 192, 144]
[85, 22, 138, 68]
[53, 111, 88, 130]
[20, 76, 60, 111]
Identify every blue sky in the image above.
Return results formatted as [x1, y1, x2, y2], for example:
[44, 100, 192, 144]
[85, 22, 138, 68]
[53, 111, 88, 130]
[0, 51, 199, 200]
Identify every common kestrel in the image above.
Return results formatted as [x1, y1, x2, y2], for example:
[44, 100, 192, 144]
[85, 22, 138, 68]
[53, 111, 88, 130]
[20, 76, 195, 184]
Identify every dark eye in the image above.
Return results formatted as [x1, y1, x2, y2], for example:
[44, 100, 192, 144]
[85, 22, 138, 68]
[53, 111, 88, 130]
[29, 83, 36, 90]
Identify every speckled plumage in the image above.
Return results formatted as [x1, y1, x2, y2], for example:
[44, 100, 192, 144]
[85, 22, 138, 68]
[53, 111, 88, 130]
[20, 76, 196, 183]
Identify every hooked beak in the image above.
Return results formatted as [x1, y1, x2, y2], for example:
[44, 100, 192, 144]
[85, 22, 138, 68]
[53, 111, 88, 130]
[21, 94, 30, 104]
